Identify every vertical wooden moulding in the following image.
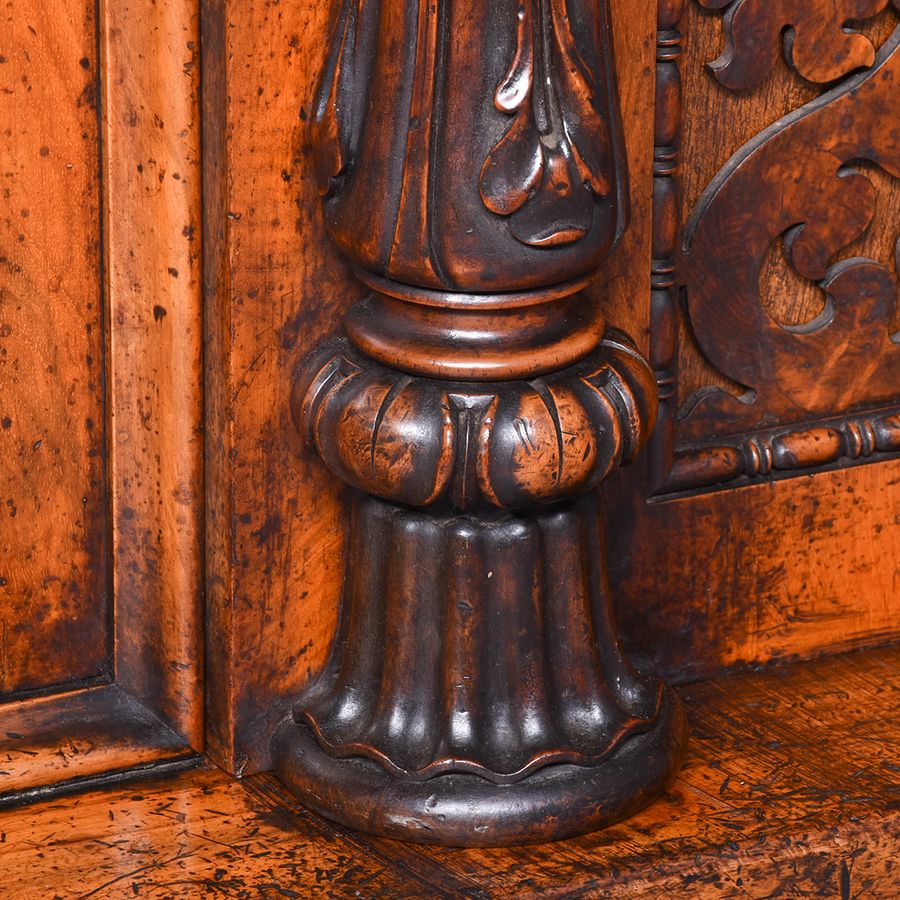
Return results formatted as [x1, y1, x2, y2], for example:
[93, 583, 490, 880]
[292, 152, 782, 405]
[199, 0, 235, 772]
[102, 0, 205, 744]
[201, 0, 353, 776]
[648, 0, 685, 494]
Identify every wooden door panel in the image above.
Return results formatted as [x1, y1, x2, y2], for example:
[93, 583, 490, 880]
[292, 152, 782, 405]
[0, 0, 204, 800]
[0, 0, 109, 695]
[605, 0, 900, 681]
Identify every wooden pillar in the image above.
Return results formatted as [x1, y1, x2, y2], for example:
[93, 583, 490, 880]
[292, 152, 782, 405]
[272, 0, 686, 846]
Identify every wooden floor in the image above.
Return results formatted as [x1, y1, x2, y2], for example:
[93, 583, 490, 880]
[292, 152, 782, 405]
[0, 647, 897, 898]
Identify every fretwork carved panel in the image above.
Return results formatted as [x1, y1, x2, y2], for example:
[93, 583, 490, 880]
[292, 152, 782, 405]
[649, 0, 900, 494]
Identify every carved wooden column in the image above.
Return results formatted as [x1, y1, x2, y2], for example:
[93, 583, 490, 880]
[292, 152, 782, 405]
[272, 0, 687, 846]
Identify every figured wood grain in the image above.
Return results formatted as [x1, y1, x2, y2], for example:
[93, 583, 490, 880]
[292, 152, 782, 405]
[102, 0, 205, 746]
[2, 648, 896, 897]
[0, 766, 454, 899]
[677, 3, 900, 408]
[697, 0, 900, 88]
[606, 461, 900, 682]
[0, 0, 109, 694]
[0, 0, 204, 799]
[677, 24, 900, 437]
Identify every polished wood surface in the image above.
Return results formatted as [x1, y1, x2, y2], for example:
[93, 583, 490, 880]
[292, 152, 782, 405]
[0, 685, 194, 802]
[652, 1, 900, 482]
[608, 461, 900, 682]
[2, 647, 896, 897]
[0, 0, 895, 858]
[202, 0, 349, 777]
[0, 0, 204, 799]
[0, 0, 108, 695]
[679, 3, 899, 381]
[103, 0, 205, 746]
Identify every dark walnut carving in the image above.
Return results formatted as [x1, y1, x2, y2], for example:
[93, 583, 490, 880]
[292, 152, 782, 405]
[646, 7, 900, 494]
[667, 409, 900, 492]
[480, 0, 615, 247]
[679, 28, 900, 439]
[289, 340, 664, 786]
[273, 0, 686, 847]
[277, 335, 685, 846]
[697, 0, 899, 88]
[311, 0, 626, 292]
[294, 334, 654, 510]
[648, 0, 687, 493]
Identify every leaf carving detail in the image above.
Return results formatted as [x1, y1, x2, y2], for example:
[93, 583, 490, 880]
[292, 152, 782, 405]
[312, 0, 369, 197]
[697, 0, 900, 89]
[480, 0, 613, 247]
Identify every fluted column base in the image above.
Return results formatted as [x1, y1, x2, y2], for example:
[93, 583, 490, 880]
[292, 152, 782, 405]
[272, 493, 686, 846]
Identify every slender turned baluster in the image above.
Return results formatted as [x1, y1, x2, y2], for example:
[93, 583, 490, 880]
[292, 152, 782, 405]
[272, 0, 687, 846]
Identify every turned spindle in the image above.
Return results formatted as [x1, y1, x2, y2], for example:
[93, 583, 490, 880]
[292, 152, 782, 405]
[272, 0, 686, 846]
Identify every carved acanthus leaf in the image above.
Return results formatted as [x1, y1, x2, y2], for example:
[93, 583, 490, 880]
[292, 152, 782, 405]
[312, 0, 369, 196]
[480, 0, 613, 247]
[697, 0, 899, 89]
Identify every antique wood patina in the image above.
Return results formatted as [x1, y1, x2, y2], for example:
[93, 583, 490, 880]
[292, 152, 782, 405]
[605, 0, 900, 683]
[4, 648, 897, 897]
[652, 0, 900, 494]
[270, 0, 686, 845]
[0, 0, 204, 804]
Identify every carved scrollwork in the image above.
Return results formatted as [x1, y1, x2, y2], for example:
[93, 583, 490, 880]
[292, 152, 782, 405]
[679, 28, 900, 431]
[697, 0, 899, 88]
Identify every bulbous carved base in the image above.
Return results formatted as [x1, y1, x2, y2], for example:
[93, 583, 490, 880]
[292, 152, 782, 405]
[272, 492, 687, 845]
[293, 329, 658, 511]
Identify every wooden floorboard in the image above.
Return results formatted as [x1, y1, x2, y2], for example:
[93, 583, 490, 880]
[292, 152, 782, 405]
[0, 646, 897, 898]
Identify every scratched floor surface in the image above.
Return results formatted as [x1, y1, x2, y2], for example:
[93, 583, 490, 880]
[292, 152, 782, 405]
[0, 646, 897, 898]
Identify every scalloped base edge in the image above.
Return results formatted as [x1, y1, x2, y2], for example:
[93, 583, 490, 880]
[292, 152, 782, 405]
[272, 688, 687, 847]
